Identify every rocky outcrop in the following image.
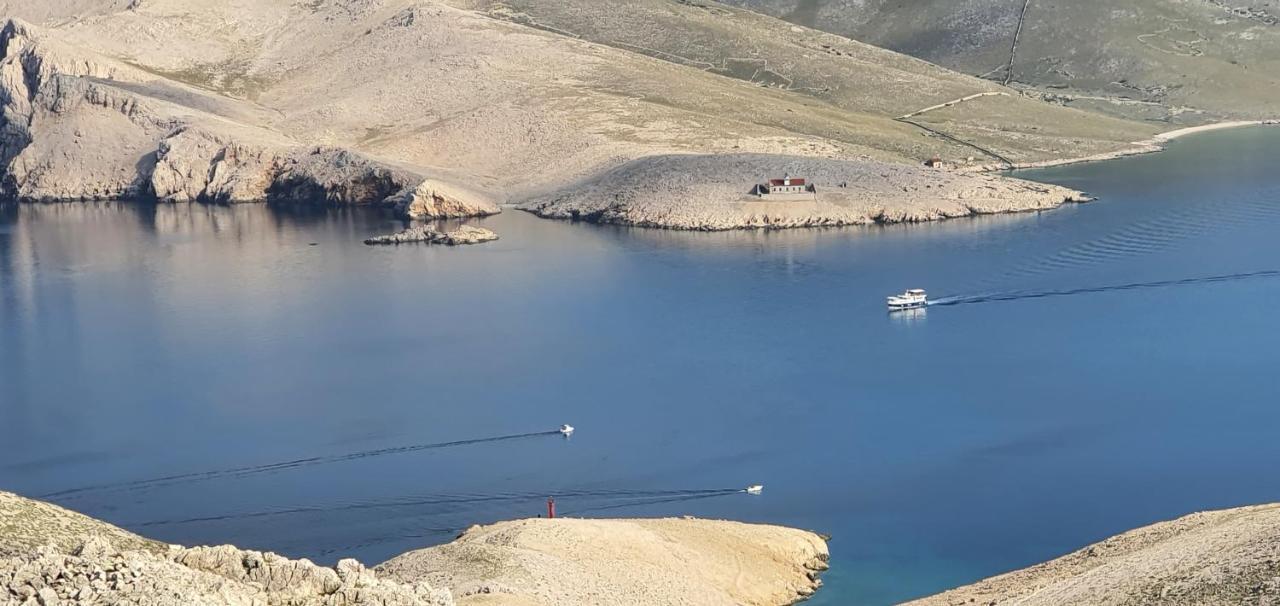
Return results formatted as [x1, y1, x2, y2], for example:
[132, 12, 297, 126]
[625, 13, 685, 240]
[386, 180, 501, 220]
[364, 225, 498, 246]
[150, 128, 285, 203]
[267, 148, 417, 207]
[3, 539, 454, 606]
[522, 153, 1089, 231]
[907, 504, 1280, 606]
[377, 517, 830, 606]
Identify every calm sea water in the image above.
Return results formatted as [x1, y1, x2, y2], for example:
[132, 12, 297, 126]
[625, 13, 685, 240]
[3, 127, 1279, 604]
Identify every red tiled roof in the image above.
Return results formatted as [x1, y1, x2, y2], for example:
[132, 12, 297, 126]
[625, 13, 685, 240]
[768, 178, 806, 186]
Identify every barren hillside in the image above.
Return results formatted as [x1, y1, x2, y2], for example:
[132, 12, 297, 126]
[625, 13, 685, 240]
[0, 0, 1170, 222]
[722, 0, 1280, 124]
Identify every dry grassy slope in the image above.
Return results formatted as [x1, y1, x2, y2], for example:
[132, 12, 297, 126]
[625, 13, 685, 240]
[907, 503, 1280, 606]
[441, 0, 1158, 164]
[3, 0, 1159, 203]
[722, 0, 1280, 124]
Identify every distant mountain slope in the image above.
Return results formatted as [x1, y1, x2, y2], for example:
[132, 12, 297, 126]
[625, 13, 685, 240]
[721, 0, 1280, 124]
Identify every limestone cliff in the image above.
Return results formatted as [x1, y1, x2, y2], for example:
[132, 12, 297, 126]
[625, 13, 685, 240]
[0, 18, 494, 220]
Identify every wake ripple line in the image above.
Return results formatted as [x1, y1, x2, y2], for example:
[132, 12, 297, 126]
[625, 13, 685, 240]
[40, 430, 563, 499]
[933, 270, 1280, 307]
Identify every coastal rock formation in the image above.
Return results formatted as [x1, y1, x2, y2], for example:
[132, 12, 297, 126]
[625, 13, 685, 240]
[522, 154, 1089, 231]
[0, 18, 483, 218]
[364, 225, 499, 246]
[150, 128, 285, 203]
[377, 517, 830, 606]
[908, 504, 1280, 606]
[3, 491, 829, 606]
[387, 180, 502, 220]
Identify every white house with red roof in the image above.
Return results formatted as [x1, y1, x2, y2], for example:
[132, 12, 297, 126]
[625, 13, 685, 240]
[754, 174, 817, 198]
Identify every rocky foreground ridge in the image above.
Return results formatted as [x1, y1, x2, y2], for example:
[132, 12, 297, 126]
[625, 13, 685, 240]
[1, 491, 829, 606]
[909, 504, 1280, 606]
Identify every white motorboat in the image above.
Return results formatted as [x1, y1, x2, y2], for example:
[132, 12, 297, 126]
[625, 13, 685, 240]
[559, 424, 575, 437]
[745, 485, 764, 495]
[886, 289, 928, 310]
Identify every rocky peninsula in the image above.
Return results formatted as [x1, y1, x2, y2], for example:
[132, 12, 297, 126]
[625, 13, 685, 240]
[522, 154, 1089, 231]
[0, 491, 829, 606]
[909, 503, 1280, 605]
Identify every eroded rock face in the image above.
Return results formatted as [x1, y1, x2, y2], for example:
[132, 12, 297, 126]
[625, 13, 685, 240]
[0, 19, 475, 212]
[151, 128, 284, 203]
[364, 225, 498, 246]
[387, 179, 501, 220]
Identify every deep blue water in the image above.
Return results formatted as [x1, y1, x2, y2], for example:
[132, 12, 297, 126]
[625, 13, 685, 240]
[2, 127, 1279, 604]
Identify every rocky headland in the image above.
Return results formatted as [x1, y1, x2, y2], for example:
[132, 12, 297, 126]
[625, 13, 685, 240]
[909, 504, 1280, 606]
[1, 491, 829, 606]
[521, 154, 1089, 231]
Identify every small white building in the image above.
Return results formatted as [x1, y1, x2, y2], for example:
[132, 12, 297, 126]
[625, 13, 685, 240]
[755, 174, 816, 197]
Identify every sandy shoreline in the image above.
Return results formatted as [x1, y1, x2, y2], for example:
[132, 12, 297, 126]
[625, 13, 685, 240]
[978, 120, 1280, 173]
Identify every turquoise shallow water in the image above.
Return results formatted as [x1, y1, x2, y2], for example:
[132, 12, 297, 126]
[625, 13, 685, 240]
[3, 127, 1279, 604]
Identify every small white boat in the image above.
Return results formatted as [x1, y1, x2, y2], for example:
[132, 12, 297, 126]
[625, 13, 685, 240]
[745, 485, 764, 495]
[887, 288, 928, 310]
[559, 424, 575, 437]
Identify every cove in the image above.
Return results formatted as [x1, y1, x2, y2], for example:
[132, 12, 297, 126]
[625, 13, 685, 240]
[2, 126, 1279, 604]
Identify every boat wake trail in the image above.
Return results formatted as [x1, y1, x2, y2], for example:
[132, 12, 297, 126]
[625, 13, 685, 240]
[130, 488, 743, 528]
[309, 488, 747, 556]
[40, 429, 564, 500]
[932, 270, 1280, 307]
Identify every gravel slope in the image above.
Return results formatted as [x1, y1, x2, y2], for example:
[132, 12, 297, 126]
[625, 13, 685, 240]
[907, 504, 1280, 606]
[377, 517, 830, 606]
